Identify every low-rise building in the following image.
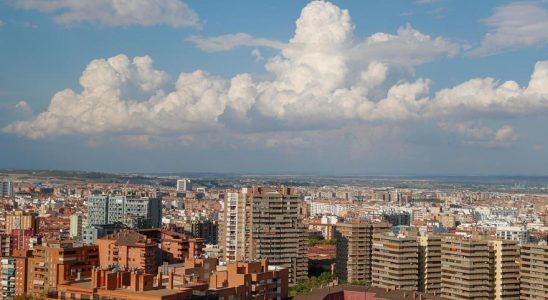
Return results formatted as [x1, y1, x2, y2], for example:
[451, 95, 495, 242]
[57, 267, 192, 300]
[210, 260, 289, 300]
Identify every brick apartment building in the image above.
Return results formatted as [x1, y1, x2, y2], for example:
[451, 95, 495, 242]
[210, 259, 289, 300]
[96, 231, 159, 274]
[27, 240, 99, 296]
[138, 229, 204, 264]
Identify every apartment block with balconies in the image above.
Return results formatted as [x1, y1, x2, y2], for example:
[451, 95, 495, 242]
[335, 220, 391, 284]
[418, 234, 442, 294]
[371, 232, 419, 291]
[520, 242, 548, 300]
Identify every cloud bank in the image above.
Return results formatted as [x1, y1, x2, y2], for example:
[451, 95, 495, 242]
[5, 1, 548, 148]
[11, 0, 200, 28]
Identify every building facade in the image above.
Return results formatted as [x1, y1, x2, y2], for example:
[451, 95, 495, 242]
[5, 211, 38, 235]
[335, 221, 391, 284]
[223, 189, 252, 261]
[249, 187, 308, 284]
[210, 259, 289, 300]
[441, 237, 520, 300]
[176, 179, 192, 192]
[69, 214, 83, 239]
[371, 232, 419, 291]
[489, 240, 520, 300]
[27, 241, 99, 296]
[87, 192, 162, 229]
[0, 181, 13, 198]
[520, 242, 548, 300]
[495, 226, 529, 245]
[96, 231, 158, 274]
[418, 235, 442, 294]
[222, 187, 308, 284]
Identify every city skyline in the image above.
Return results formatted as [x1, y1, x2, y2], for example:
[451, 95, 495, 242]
[1, 1, 548, 175]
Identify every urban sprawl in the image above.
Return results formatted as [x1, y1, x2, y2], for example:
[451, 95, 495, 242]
[0, 172, 547, 300]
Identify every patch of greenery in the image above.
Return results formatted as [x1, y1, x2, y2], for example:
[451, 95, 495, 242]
[349, 280, 368, 286]
[290, 272, 335, 296]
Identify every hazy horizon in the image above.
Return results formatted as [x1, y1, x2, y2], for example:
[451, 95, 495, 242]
[1, 1, 547, 175]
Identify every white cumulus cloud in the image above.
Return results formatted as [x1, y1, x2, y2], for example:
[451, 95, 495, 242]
[5, 1, 548, 144]
[12, 0, 200, 28]
[430, 61, 548, 116]
[3, 54, 227, 139]
[469, 2, 548, 56]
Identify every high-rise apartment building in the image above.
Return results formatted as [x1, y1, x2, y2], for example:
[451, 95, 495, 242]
[441, 238, 490, 299]
[249, 187, 308, 284]
[87, 192, 162, 229]
[441, 237, 519, 300]
[371, 232, 419, 291]
[335, 220, 391, 284]
[69, 214, 83, 239]
[489, 240, 520, 300]
[222, 187, 308, 284]
[223, 189, 252, 261]
[520, 242, 548, 300]
[176, 179, 192, 192]
[0, 181, 13, 198]
[418, 235, 442, 294]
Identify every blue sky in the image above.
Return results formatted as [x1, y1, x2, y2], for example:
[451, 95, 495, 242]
[1, 0, 547, 175]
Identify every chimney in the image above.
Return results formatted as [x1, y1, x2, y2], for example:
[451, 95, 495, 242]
[168, 271, 174, 290]
[101, 270, 108, 288]
[117, 271, 123, 289]
[157, 272, 163, 288]
[92, 267, 101, 289]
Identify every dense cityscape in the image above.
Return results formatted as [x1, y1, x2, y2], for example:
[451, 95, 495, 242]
[0, 171, 545, 299]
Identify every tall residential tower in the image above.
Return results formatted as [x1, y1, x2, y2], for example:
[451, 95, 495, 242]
[222, 187, 308, 284]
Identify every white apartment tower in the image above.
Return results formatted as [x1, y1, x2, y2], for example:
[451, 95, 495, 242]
[176, 179, 192, 192]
